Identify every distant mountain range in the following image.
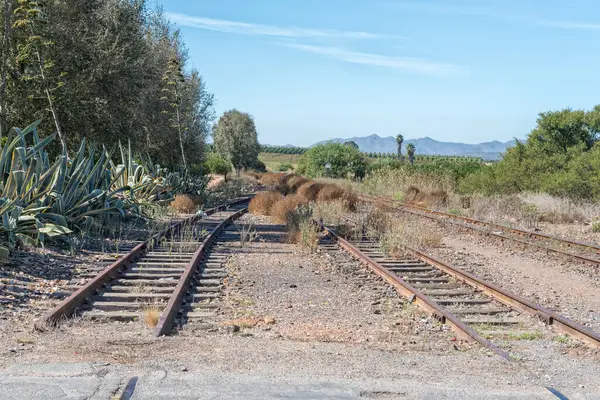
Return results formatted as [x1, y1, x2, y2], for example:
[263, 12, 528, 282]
[311, 134, 519, 160]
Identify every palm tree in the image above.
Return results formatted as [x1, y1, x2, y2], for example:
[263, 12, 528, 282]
[406, 143, 416, 165]
[396, 134, 404, 160]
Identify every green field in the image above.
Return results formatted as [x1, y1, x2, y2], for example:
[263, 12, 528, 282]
[259, 152, 301, 171]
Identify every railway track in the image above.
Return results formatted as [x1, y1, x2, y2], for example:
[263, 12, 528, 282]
[322, 217, 600, 360]
[360, 194, 600, 268]
[36, 198, 250, 336]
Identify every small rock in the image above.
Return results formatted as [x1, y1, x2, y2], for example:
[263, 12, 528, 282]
[181, 367, 188, 372]
[289, 284, 297, 288]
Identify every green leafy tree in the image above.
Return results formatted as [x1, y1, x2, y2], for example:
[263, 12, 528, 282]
[204, 152, 232, 182]
[406, 143, 416, 165]
[12, 0, 65, 143]
[344, 140, 359, 149]
[213, 109, 260, 175]
[297, 143, 367, 179]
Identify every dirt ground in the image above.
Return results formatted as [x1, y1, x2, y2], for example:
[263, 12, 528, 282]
[1, 212, 600, 397]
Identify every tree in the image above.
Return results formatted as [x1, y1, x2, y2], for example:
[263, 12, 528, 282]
[344, 140, 359, 149]
[529, 107, 600, 154]
[212, 109, 260, 175]
[396, 134, 404, 160]
[406, 143, 416, 165]
[12, 0, 65, 143]
[297, 143, 367, 179]
[204, 152, 232, 182]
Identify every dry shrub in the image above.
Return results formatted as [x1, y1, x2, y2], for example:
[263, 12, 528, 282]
[404, 186, 448, 208]
[405, 186, 420, 202]
[259, 172, 286, 186]
[286, 175, 310, 193]
[317, 184, 358, 211]
[270, 194, 308, 224]
[171, 194, 196, 213]
[297, 181, 324, 202]
[142, 305, 161, 328]
[249, 191, 281, 216]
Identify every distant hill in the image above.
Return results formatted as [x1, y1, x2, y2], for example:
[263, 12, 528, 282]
[311, 134, 519, 160]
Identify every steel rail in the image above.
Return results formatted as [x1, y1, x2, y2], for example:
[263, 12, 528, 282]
[321, 224, 512, 360]
[409, 248, 600, 348]
[360, 194, 600, 267]
[340, 214, 600, 349]
[154, 206, 248, 336]
[35, 197, 251, 329]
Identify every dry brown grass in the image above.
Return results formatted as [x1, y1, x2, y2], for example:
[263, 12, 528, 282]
[317, 184, 358, 211]
[270, 194, 308, 224]
[297, 181, 324, 202]
[259, 172, 286, 186]
[142, 305, 161, 328]
[171, 194, 196, 213]
[380, 216, 442, 256]
[249, 191, 282, 216]
[314, 199, 347, 225]
[294, 219, 320, 253]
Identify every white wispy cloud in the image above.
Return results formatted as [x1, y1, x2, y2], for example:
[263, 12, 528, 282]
[166, 13, 397, 40]
[534, 19, 600, 31]
[386, 1, 600, 31]
[282, 43, 465, 76]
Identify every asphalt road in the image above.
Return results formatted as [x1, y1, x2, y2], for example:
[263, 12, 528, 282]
[0, 362, 590, 400]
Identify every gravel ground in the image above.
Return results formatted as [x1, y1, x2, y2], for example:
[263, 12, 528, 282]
[1, 212, 600, 397]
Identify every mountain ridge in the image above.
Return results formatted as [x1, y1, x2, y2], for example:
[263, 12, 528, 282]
[311, 134, 519, 160]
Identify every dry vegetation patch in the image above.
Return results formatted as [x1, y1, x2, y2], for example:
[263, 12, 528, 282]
[316, 184, 358, 211]
[259, 172, 286, 186]
[171, 194, 196, 213]
[270, 194, 308, 224]
[248, 191, 282, 216]
[297, 181, 324, 202]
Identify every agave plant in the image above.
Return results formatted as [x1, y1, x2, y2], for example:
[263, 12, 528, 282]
[0, 122, 209, 254]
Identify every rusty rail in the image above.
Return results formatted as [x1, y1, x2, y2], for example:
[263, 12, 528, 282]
[154, 206, 248, 336]
[338, 214, 600, 349]
[36, 197, 251, 329]
[360, 194, 600, 267]
[322, 225, 512, 360]
[410, 248, 600, 348]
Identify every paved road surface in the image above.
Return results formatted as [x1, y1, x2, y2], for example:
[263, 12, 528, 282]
[0, 362, 592, 399]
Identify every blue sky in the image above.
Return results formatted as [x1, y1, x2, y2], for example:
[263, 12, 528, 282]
[159, 0, 600, 146]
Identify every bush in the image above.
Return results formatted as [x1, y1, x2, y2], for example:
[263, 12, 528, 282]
[259, 172, 286, 186]
[286, 175, 310, 193]
[316, 184, 358, 211]
[278, 163, 293, 172]
[249, 191, 282, 216]
[171, 194, 196, 213]
[270, 195, 308, 224]
[297, 143, 367, 179]
[297, 181, 324, 202]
